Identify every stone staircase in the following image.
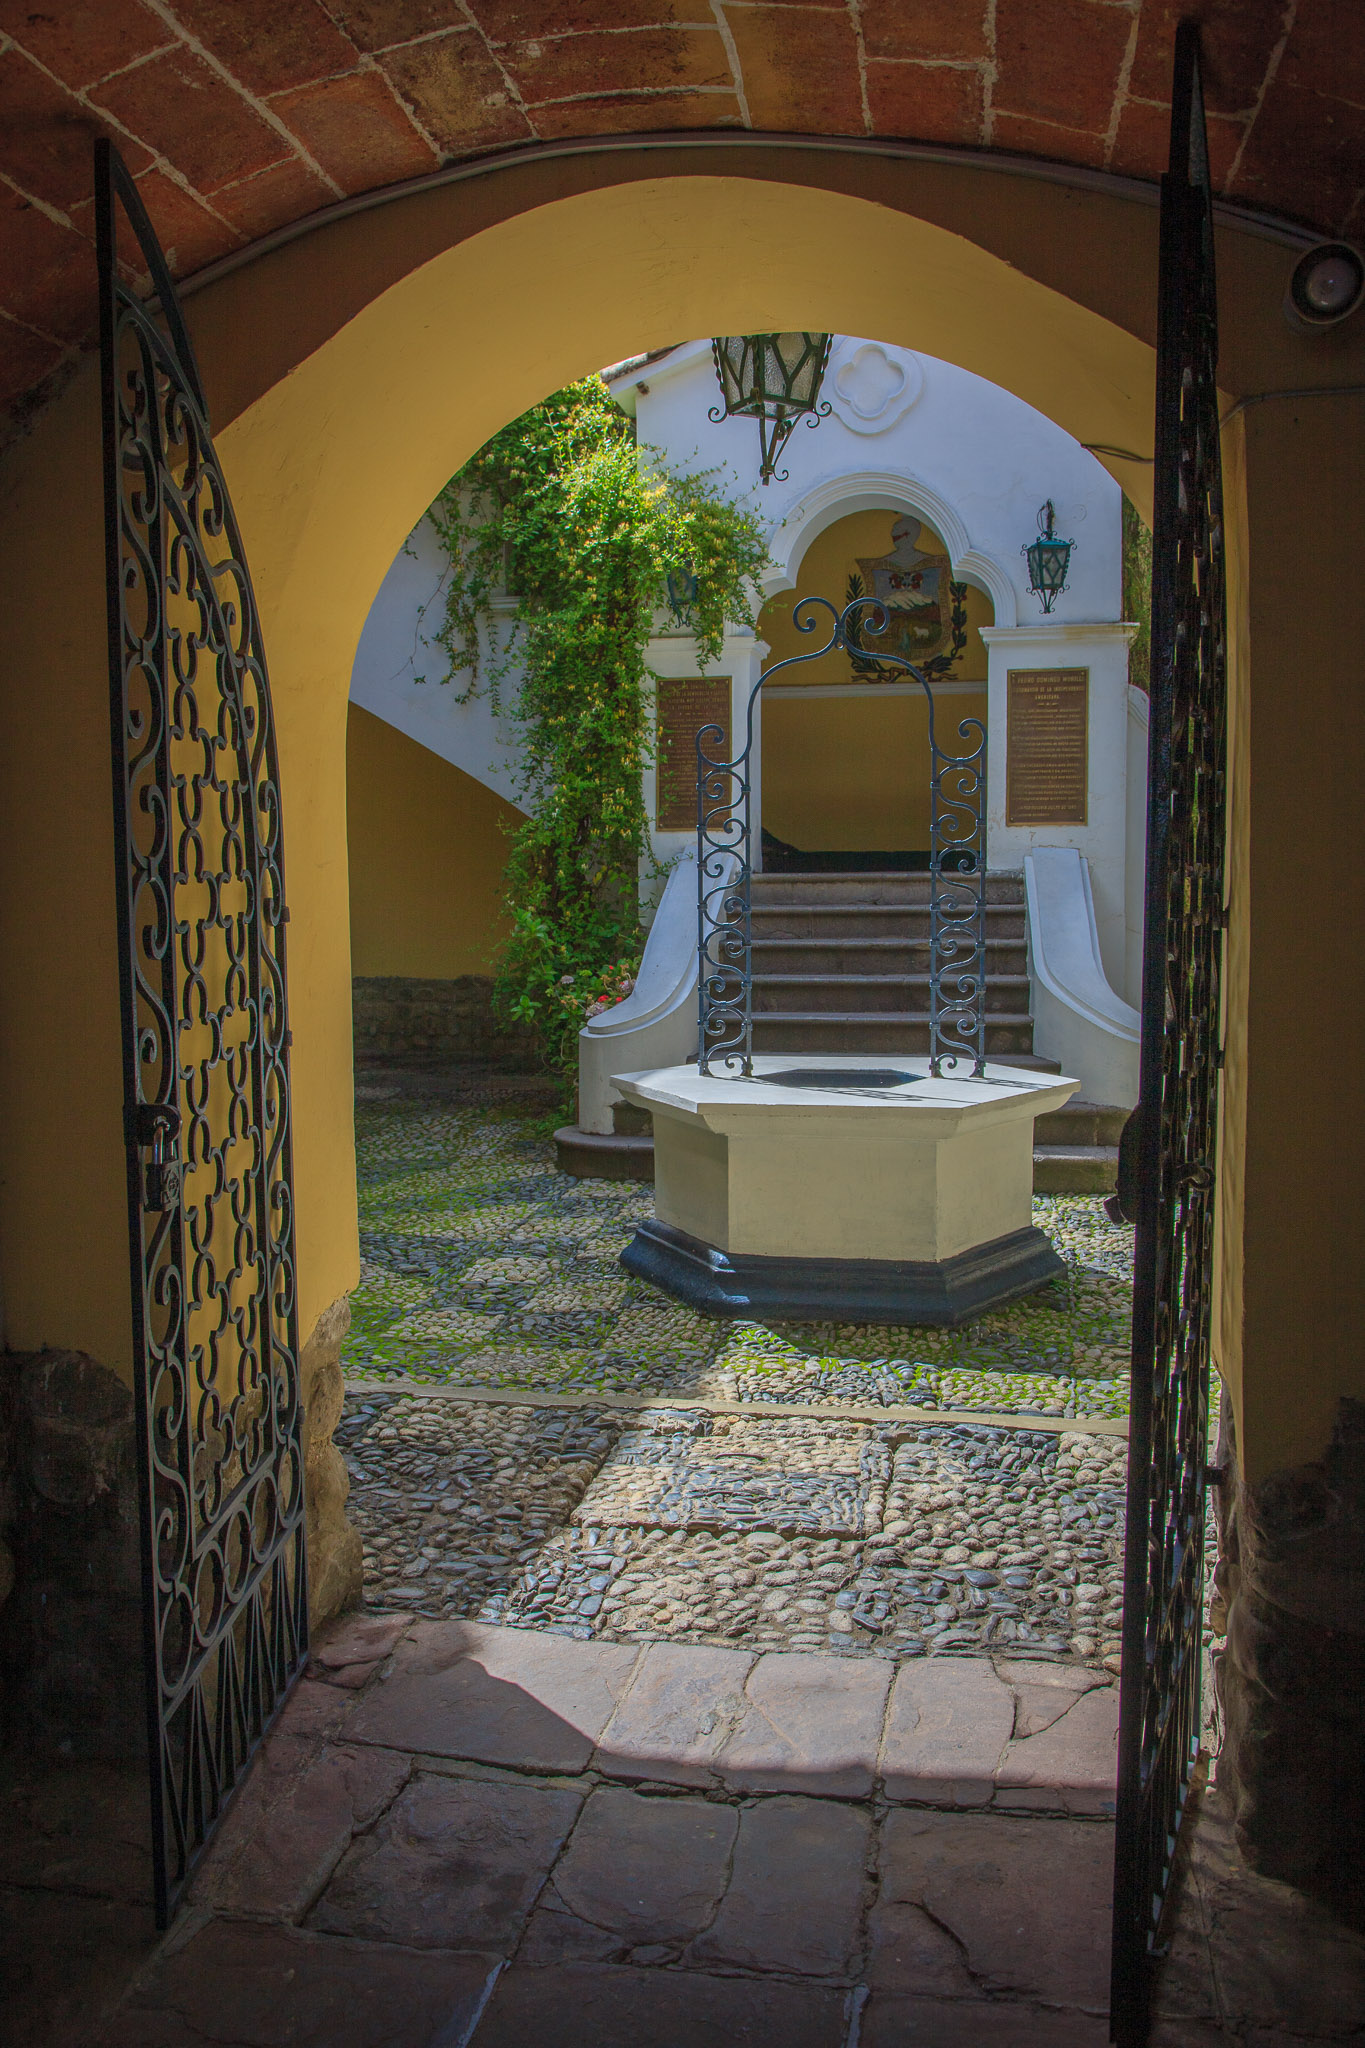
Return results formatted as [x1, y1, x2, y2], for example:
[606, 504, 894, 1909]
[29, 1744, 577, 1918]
[746, 870, 1119, 1193]
[748, 869, 1037, 1059]
[560, 869, 1122, 1192]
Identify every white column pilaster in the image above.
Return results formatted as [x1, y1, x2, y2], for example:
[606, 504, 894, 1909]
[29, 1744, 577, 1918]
[979, 621, 1137, 991]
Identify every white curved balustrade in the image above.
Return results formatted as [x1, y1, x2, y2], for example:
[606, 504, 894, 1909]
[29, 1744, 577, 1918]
[1024, 846, 1140, 1109]
[578, 848, 737, 1133]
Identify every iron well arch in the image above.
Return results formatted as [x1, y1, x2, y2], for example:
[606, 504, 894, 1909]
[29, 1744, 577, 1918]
[695, 592, 988, 1078]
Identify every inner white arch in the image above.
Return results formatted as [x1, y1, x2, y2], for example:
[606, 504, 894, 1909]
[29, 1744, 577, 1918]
[761, 469, 1019, 628]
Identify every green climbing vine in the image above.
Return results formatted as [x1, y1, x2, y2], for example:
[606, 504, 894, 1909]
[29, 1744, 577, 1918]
[422, 375, 768, 1089]
[1122, 494, 1153, 695]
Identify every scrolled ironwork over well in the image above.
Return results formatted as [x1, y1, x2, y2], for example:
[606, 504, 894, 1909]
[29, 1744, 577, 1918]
[696, 594, 988, 1078]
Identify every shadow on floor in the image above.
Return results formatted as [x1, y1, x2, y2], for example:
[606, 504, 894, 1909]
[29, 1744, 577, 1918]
[7, 1612, 1363, 2047]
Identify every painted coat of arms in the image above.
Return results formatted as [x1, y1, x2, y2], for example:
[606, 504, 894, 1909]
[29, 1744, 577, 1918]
[846, 515, 968, 679]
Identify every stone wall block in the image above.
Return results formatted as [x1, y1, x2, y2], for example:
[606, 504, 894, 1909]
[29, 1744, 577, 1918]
[0, 1349, 146, 1760]
[352, 975, 540, 1066]
[300, 1296, 363, 1630]
[22, 1351, 136, 1508]
[1215, 1393, 1365, 1923]
[0, 1308, 367, 1754]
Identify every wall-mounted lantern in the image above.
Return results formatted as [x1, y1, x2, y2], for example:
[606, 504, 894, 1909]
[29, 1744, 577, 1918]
[666, 562, 699, 624]
[709, 333, 833, 484]
[1023, 500, 1075, 613]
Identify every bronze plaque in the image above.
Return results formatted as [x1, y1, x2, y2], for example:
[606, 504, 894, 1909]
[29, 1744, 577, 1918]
[1006, 669, 1089, 826]
[655, 676, 731, 831]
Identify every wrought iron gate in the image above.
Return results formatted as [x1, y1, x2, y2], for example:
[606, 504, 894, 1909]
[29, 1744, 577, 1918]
[696, 594, 988, 1075]
[96, 139, 308, 1926]
[1110, 24, 1227, 2043]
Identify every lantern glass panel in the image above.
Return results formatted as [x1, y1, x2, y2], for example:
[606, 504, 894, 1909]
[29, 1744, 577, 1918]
[709, 332, 833, 483]
[1033, 541, 1069, 593]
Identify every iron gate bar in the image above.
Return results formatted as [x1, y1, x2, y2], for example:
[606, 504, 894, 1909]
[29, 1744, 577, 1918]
[1109, 23, 1228, 2044]
[696, 594, 987, 1078]
[96, 137, 308, 1928]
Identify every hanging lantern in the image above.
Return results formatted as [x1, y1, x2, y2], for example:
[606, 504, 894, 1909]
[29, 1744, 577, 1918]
[665, 561, 699, 624]
[1023, 500, 1075, 613]
[709, 333, 833, 484]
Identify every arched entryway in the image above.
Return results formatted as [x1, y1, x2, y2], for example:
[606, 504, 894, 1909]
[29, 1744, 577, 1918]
[3, 121, 1363, 2043]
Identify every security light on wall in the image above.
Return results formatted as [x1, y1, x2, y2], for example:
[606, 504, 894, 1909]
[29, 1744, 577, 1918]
[1023, 501, 1075, 614]
[1285, 241, 1365, 331]
[709, 333, 833, 484]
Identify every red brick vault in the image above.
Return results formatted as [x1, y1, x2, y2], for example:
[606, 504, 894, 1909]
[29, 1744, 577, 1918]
[1, 0, 1361, 420]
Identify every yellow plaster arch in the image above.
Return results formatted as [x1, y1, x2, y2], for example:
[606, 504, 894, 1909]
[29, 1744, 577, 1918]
[205, 177, 1155, 1356]
[6, 150, 1365, 1479]
[0, 167, 1184, 1366]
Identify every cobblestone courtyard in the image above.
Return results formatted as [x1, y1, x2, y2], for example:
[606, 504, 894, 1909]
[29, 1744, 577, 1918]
[342, 1068, 1139, 1672]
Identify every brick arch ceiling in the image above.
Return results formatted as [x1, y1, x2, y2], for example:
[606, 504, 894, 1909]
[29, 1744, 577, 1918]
[1, 0, 1360, 420]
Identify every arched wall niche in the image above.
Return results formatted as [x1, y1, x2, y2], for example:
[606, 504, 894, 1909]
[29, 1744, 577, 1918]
[765, 472, 1018, 626]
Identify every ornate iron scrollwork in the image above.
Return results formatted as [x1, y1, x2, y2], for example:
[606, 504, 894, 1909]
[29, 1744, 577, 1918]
[1110, 25, 1228, 2044]
[696, 595, 987, 1078]
[96, 138, 307, 1926]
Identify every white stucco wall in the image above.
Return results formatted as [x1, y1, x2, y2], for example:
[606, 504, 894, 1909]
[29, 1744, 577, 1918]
[980, 621, 1138, 993]
[348, 515, 527, 811]
[619, 336, 1123, 630]
[643, 627, 767, 889]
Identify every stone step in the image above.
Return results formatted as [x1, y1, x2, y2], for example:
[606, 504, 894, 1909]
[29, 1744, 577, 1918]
[750, 1013, 1039, 1054]
[1032, 1145, 1120, 1195]
[751, 938, 1029, 978]
[1033, 1100, 1129, 1147]
[750, 903, 1027, 941]
[555, 1125, 654, 1182]
[749, 870, 1024, 906]
[751, 974, 1033, 1017]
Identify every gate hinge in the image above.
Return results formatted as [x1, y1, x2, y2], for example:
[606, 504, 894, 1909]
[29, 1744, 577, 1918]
[1204, 1462, 1226, 1490]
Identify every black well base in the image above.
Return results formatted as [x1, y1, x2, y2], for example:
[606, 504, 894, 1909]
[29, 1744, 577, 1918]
[620, 1217, 1065, 1326]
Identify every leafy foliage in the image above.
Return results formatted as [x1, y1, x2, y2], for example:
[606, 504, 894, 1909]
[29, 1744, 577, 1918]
[423, 376, 768, 1090]
[1123, 494, 1152, 694]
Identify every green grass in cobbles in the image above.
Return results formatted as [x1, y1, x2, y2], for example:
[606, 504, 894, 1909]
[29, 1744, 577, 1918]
[342, 1096, 1133, 1417]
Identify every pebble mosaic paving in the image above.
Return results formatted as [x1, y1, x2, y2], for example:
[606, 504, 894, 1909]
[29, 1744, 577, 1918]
[344, 1082, 1134, 1417]
[340, 1395, 1129, 1665]
[341, 1070, 1142, 1668]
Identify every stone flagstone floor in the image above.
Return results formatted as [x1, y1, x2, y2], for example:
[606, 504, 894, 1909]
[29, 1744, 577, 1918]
[8, 1613, 1364, 2048]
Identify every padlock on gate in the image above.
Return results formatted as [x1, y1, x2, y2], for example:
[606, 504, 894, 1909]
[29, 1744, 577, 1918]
[145, 1117, 182, 1212]
[126, 1101, 183, 1214]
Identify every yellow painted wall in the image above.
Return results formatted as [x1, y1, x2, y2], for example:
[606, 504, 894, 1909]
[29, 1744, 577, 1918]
[0, 147, 1360, 1488]
[1233, 393, 1365, 1476]
[762, 692, 988, 851]
[347, 705, 519, 979]
[759, 508, 990, 850]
